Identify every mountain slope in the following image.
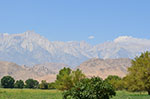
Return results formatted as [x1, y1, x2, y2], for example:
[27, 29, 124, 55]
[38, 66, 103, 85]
[0, 61, 39, 80]
[76, 58, 131, 79]
[0, 31, 92, 67]
[0, 31, 150, 67]
[0, 61, 68, 82]
[0, 58, 131, 82]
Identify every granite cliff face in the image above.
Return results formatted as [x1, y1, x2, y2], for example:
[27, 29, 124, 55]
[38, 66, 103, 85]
[0, 31, 150, 67]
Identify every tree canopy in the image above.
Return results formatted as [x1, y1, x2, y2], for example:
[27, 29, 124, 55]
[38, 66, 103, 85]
[55, 67, 85, 91]
[25, 79, 39, 89]
[1, 76, 15, 88]
[39, 80, 48, 89]
[125, 51, 150, 94]
[14, 80, 24, 88]
[105, 75, 123, 90]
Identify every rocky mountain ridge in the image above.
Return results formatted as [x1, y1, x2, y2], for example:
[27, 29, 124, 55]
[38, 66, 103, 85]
[0, 31, 149, 67]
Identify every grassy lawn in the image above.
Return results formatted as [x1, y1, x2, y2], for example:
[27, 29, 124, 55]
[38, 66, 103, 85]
[112, 91, 150, 99]
[0, 89, 150, 99]
[0, 89, 62, 99]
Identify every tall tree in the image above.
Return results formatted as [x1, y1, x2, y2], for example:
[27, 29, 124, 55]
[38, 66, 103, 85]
[55, 67, 85, 91]
[126, 51, 150, 94]
[55, 67, 73, 91]
[71, 69, 85, 85]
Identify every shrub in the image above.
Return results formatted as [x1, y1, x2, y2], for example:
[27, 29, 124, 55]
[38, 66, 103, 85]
[63, 77, 116, 99]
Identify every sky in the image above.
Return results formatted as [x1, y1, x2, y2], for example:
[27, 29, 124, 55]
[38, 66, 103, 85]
[0, 0, 150, 44]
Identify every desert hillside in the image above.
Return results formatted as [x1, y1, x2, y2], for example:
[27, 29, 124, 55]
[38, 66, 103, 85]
[0, 58, 131, 82]
[0, 61, 67, 82]
[77, 58, 131, 79]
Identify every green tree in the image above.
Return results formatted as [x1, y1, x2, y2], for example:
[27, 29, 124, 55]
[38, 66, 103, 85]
[55, 67, 73, 91]
[39, 80, 48, 89]
[125, 51, 150, 94]
[48, 82, 56, 89]
[63, 77, 116, 99]
[71, 69, 85, 86]
[105, 75, 121, 81]
[25, 79, 39, 89]
[105, 75, 123, 90]
[55, 67, 85, 91]
[14, 80, 24, 89]
[1, 76, 15, 88]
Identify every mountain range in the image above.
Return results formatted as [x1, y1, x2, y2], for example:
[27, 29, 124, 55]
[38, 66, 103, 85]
[0, 31, 149, 67]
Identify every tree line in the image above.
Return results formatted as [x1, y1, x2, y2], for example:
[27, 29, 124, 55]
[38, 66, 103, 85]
[0, 76, 55, 89]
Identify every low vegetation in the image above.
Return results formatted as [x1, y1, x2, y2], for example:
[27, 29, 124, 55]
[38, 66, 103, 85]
[112, 91, 150, 99]
[0, 89, 149, 99]
[0, 89, 62, 99]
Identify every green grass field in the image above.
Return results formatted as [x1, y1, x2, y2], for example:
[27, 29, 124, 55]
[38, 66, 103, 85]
[112, 91, 150, 99]
[0, 89, 150, 99]
[0, 89, 62, 99]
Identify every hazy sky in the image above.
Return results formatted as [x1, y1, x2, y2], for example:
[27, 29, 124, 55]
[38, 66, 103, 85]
[0, 0, 150, 44]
